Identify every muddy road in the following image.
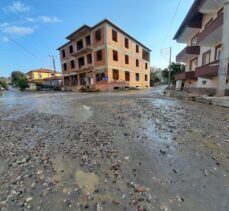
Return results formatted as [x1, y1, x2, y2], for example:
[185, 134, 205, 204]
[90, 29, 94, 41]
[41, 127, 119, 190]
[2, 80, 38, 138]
[0, 88, 228, 211]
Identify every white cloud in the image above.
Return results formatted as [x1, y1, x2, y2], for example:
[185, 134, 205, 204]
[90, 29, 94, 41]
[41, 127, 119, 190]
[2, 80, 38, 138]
[2, 26, 34, 36]
[27, 16, 62, 23]
[7, 1, 30, 13]
[2, 37, 10, 42]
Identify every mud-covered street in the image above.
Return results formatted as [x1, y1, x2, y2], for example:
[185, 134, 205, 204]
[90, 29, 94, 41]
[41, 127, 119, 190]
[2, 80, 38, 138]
[0, 88, 229, 211]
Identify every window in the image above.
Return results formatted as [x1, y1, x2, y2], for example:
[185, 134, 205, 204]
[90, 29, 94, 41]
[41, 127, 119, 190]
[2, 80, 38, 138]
[125, 38, 129, 48]
[125, 55, 129, 64]
[191, 34, 198, 46]
[96, 50, 103, 61]
[112, 30, 118, 42]
[63, 63, 67, 71]
[95, 29, 102, 41]
[113, 69, 119, 80]
[62, 49, 65, 58]
[215, 44, 222, 60]
[78, 57, 84, 68]
[69, 45, 73, 54]
[71, 60, 75, 68]
[202, 80, 207, 85]
[136, 73, 140, 81]
[202, 50, 211, 65]
[142, 49, 150, 61]
[96, 70, 106, 81]
[136, 45, 139, 53]
[125, 71, 130, 81]
[190, 58, 198, 71]
[145, 63, 148, 70]
[86, 35, 91, 46]
[113, 50, 118, 61]
[77, 40, 83, 51]
[145, 74, 148, 81]
[136, 59, 139, 67]
[87, 54, 92, 64]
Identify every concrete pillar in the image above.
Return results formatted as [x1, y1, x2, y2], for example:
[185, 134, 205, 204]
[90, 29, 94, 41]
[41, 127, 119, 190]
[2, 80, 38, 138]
[176, 80, 182, 90]
[217, 0, 229, 96]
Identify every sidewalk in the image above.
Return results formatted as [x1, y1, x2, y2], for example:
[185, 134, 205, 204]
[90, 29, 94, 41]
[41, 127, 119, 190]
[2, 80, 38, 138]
[196, 96, 229, 108]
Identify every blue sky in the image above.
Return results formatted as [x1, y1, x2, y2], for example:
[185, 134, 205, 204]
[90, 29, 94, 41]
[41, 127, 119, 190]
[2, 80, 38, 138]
[0, 0, 193, 77]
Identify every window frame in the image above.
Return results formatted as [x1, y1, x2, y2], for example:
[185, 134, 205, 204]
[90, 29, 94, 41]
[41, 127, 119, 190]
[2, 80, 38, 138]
[215, 44, 222, 61]
[71, 60, 75, 69]
[136, 73, 140, 81]
[95, 29, 102, 41]
[136, 45, 139, 53]
[125, 37, 129, 49]
[136, 59, 139, 67]
[62, 49, 66, 58]
[190, 57, 198, 71]
[202, 50, 211, 65]
[113, 50, 118, 61]
[125, 71, 130, 81]
[112, 29, 118, 42]
[63, 63, 67, 71]
[96, 50, 103, 61]
[125, 55, 129, 64]
[113, 69, 119, 80]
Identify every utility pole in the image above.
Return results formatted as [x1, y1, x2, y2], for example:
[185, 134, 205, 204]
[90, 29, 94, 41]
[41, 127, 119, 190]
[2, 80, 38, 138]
[168, 47, 172, 88]
[216, 0, 229, 96]
[49, 54, 57, 72]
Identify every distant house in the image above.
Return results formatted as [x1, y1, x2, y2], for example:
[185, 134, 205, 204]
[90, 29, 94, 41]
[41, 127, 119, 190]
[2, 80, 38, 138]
[26, 68, 62, 90]
[27, 68, 61, 82]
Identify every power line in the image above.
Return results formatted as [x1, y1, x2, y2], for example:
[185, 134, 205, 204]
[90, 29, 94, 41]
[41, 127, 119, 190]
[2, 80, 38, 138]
[163, 0, 183, 44]
[0, 32, 46, 64]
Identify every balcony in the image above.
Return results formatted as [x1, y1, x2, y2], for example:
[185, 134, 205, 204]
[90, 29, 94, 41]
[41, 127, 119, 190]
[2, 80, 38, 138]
[73, 64, 93, 72]
[72, 46, 93, 57]
[195, 60, 219, 78]
[175, 71, 196, 81]
[176, 46, 200, 63]
[197, 13, 223, 46]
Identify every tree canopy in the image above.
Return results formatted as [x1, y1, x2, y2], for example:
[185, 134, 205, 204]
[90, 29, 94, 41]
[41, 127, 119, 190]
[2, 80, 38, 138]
[0, 77, 8, 89]
[11, 71, 28, 90]
[161, 62, 185, 84]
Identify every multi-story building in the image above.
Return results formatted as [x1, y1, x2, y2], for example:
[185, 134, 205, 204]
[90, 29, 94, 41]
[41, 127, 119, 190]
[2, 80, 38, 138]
[57, 19, 151, 91]
[174, 0, 229, 96]
[27, 68, 61, 82]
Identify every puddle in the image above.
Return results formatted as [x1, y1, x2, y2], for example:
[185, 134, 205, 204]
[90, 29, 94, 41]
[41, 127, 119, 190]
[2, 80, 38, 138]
[75, 170, 99, 193]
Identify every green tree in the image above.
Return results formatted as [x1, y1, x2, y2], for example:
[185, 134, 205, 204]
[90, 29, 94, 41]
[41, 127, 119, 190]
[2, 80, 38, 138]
[11, 71, 25, 86]
[11, 71, 28, 90]
[17, 77, 28, 91]
[161, 62, 185, 84]
[150, 71, 161, 86]
[0, 77, 8, 89]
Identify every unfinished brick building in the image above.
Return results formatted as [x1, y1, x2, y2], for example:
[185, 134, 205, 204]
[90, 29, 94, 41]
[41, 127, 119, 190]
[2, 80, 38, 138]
[57, 19, 151, 91]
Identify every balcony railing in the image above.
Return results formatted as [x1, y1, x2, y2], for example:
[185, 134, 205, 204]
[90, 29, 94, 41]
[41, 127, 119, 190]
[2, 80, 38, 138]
[197, 13, 223, 45]
[175, 71, 196, 81]
[195, 61, 229, 78]
[73, 64, 93, 72]
[71, 46, 93, 57]
[176, 46, 200, 63]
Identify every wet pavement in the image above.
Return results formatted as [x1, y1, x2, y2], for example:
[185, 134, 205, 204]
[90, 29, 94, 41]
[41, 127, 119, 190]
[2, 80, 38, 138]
[0, 87, 228, 211]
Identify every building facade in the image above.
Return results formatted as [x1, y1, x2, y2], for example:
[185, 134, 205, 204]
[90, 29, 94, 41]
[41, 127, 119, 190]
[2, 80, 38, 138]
[174, 0, 229, 96]
[27, 69, 61, 82]
[57, 19, 151, 91]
